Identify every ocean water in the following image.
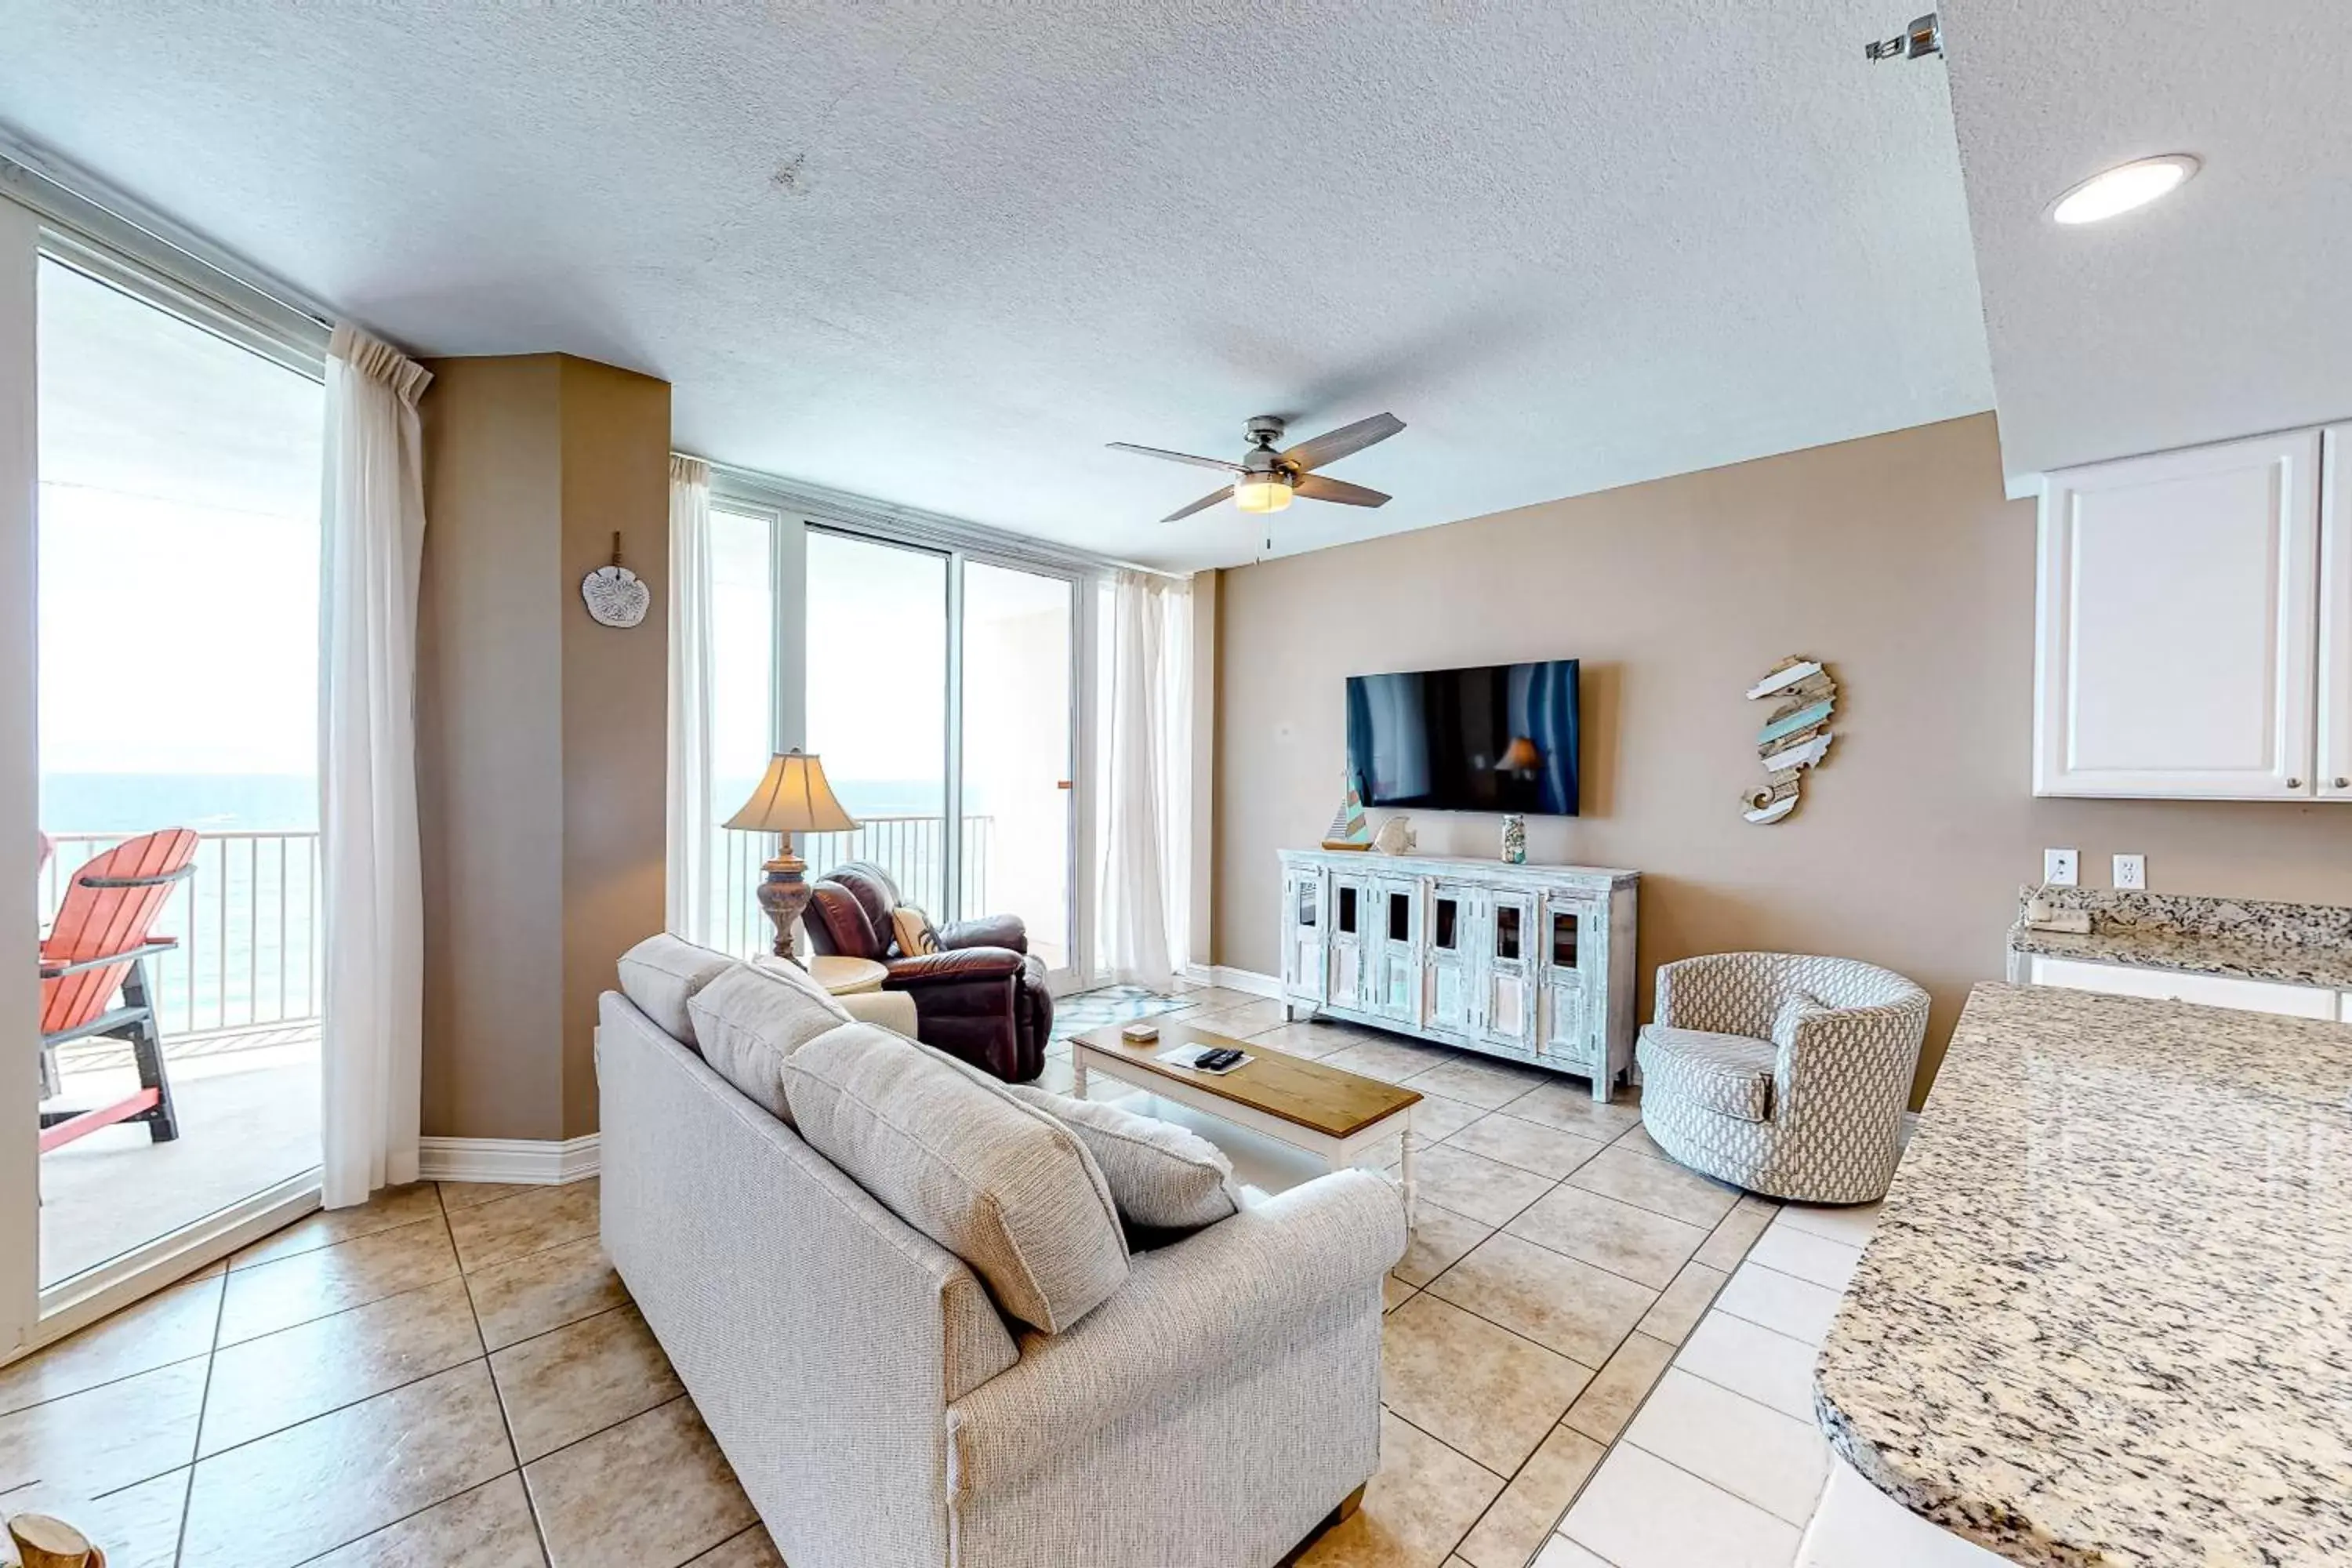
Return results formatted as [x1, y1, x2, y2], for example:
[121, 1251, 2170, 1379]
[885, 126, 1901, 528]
[42, 772, 318, 835]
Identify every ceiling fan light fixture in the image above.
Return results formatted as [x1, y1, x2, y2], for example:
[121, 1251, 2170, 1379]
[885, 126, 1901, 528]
[1234, 473, 1294, 514]
[2049, 154, 2200, 225]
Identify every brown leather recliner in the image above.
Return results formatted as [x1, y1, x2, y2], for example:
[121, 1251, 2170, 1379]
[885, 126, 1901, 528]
[803, 861, 1053, 1082]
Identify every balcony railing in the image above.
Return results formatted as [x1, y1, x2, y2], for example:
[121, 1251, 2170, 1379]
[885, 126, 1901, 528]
[38, 815, 997, 1036]
[710, 814, 992, 958]
[40, 830, 322, 1040]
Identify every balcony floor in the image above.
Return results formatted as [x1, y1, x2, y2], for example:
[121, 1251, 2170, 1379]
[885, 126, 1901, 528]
[39, 1024, 319, 1288]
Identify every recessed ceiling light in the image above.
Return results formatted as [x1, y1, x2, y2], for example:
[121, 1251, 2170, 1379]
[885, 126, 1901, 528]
[2050, 154, 2201, 226]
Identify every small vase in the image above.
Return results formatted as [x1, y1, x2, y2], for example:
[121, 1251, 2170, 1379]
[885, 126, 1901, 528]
[1501, 814, 1526, 865]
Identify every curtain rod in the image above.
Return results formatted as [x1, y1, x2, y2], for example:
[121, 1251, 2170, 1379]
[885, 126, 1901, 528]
[0, 132, 340, 345]
[693, 455, 1189, 581]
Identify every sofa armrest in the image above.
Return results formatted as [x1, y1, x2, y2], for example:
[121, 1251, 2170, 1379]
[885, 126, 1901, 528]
[886, 948, 1024, 985]
[938, 913, 1027, 955]
[944, 1168, 1404, 1498]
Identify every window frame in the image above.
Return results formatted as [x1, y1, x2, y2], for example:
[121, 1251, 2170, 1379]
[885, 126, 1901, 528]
[708, 469, 1106, 986]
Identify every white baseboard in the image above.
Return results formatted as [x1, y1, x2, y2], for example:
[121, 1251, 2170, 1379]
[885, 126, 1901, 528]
[1183, 964, 1283, 1000]
[418, 1134, 600, 1185]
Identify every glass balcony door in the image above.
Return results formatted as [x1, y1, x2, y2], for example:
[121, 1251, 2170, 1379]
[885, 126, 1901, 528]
[28, 249, 325, 1310]
[804, 531, 953, 915]
[773, 528, 1080, 981]
[960, 561, 1075, 973]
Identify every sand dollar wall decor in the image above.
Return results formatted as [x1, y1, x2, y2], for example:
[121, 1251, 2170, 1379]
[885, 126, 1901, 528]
[582, 530, 650, 628]
[1743, 657, 1835, 824]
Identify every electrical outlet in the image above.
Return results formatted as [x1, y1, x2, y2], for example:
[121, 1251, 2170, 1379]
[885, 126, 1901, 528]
[2114, 853, 2147, 891]
[2043, 848, 2078, 887]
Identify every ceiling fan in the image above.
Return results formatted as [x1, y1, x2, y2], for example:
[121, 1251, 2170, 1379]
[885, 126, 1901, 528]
[1108, 412, 1405, 523]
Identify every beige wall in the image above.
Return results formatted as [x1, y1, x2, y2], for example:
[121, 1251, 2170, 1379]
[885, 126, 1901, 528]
[419, 354, 670, 1142]
[1212, 414, 2352, 1104]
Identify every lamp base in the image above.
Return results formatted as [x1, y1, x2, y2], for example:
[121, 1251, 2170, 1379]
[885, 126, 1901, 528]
[754, 850, 812, 965]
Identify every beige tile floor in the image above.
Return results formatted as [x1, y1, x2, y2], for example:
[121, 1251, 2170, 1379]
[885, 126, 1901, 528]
[0, 1177, 774, 1568]
[1051, 989, 1789, 1568]
[1, 983, 1787, 1568]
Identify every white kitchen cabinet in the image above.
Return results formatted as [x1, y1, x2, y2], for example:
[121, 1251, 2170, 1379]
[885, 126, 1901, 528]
[2034, 429, 2323, 799]
[2318, 424, 2352, 799]
[2025, 955, 2343, 1021]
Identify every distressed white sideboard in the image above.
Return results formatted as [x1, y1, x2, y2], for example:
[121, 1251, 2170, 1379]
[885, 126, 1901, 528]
[1277, 848, 1639, 1101]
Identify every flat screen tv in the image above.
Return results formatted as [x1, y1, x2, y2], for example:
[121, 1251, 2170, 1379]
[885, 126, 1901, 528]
[1345, 659, 1581, 816]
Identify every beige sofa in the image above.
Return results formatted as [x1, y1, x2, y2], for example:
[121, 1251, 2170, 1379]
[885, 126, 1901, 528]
[598, 938, 1404, 1568]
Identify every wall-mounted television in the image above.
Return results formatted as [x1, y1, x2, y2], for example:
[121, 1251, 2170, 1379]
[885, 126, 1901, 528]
[1346, 659, 1581, 816]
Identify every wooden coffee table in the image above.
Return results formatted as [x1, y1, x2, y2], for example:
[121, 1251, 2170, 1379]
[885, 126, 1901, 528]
[1071, 1019, 1422, 1225]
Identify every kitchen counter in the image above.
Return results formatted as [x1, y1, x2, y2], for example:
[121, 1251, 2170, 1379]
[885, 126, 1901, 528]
[2006, 887, 2352, 990]
[1813, 982, 2352, 1566]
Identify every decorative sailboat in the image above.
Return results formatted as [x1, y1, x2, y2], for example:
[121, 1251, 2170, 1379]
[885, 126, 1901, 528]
[1321, 775, 1371, 851]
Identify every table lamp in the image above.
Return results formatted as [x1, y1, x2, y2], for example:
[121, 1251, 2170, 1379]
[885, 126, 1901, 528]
[725, 749, 859, 964]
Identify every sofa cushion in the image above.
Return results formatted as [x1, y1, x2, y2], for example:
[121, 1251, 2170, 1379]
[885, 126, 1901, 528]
[1636, 1024, 1777, 1123]
[687, 961, 855, 1122]
[1004, 1084, 1240, 1240]
[782, 1029, 1128, 1333]
[615, 935, 739, 1046]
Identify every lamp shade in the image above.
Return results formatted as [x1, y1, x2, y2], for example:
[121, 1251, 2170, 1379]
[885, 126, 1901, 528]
[725, 750, 859, 833]
[1495, 735, 1542, 771]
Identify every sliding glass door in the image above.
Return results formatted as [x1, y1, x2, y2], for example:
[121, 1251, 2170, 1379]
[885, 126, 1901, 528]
[804, 532, 952, 913]
[960, 561, 1075, 971]
[703, 515, 1084, 978]
[28, 248, 325, 1308]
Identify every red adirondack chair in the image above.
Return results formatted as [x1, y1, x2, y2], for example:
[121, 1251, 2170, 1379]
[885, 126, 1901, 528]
[38, 829, 197, 1151]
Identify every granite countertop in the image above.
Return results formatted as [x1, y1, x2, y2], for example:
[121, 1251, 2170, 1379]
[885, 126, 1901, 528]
[1814, 982, 2352, 1566]
[2006, 887, 2352, 991]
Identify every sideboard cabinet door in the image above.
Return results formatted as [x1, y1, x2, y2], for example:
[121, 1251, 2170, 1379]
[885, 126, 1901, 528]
[2034, 429, 2321, 799]
[1282, 865, 1327, 1003]
[1482, 890, 1537, 1051]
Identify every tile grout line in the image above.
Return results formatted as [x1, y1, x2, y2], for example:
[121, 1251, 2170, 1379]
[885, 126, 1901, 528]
[1534, 1196, 1786, 1564]
[65, 1209, 613, 1520]
[175, 1264, 630, 1473]
[169, 1258, 232, 1568]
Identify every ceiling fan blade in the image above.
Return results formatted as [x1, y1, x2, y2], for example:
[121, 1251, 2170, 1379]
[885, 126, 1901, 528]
[1278, 412, 1405, 473]
[1293, 474, 1391, 508]
[1107, 441, 1242, 473]
[1161, 485, 1235, 523]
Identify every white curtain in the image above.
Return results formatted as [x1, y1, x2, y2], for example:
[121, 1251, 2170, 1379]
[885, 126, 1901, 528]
[1096, 570, 1192, 988]
[665, 455, 715, 942]
[318, 325, 430, 1208]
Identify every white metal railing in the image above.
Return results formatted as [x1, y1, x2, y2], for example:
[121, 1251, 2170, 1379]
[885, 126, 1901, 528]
[710, 814, 992, 958]
[39, 830, 323, 1040]
[39, 816, 1000, 1031]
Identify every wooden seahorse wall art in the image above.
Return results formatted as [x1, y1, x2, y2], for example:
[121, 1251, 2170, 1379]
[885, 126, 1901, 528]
[1743, 657, 1836, 824]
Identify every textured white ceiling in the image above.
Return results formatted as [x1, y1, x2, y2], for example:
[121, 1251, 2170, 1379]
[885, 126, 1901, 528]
[0, 2, 1994, 569]
[1942, 0, 2352, 481]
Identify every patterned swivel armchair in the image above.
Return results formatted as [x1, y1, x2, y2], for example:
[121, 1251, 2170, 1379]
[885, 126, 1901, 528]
[1635, 953, 1929, 1204]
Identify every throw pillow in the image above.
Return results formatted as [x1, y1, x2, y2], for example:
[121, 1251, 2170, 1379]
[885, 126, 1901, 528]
[782, 1030, 1128, 1334]
[615, 934, 739, 1047]
[1770, 990, 1826, 1051]
[1003, 1083, 1240, 1240]
[890, 905, 942, 956]
[686, 961, 855, 1123]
